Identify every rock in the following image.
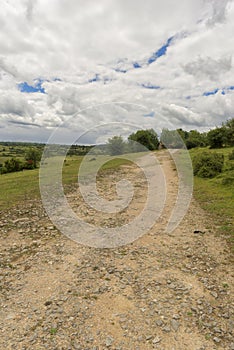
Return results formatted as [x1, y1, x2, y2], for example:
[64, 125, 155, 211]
[162, 326, 171, 333]
[211, 291, 218, 298]
[156, 319, 163, 327]
[146, 335, 153, 340]
[171, 319, 180, 332]
[105, 336, 114, 347]
[44, 301, 52, 306]
[152, 336, 161, 344]
[172, 314, 180, 319]
[213, 337, 221, 343]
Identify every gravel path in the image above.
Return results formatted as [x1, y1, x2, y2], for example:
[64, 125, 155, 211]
[0, 150, 233, 349]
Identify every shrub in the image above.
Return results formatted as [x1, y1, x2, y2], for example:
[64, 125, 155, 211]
[222, 175, 234, 185]
[193, 152, 224, 178]
[228, 149, 234, 160]
[4, 158, 23, 173]
[25, 148, 42, 168]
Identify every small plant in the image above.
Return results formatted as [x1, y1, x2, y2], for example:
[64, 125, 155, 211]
[50, 328, 57, 335]
[193, 152, 224, 178]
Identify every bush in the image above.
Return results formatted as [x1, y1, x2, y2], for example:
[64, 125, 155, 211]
[228, 149, 234, 160]
[25, 148, 42, 168]
[4, 158, 23, 173]
[193, 152, 224, 178]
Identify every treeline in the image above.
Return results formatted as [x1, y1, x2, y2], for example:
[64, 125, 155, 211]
[67, 144, 94, 156]
[161, 118, 233, 149]
[1, 118, 233, 174]
[107, 129, 160, 156]
[0, 143, 94, 174]
[106, 118, 234, 155]
[0, 141, 45, 147]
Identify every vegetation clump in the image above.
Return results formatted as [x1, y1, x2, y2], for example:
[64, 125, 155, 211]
[228, 149, 234, 160]
[193, 152, 224, 178]
[107, 129, 160, 155]
[0, 147, 42, 174]
[128, 129, 159, 151]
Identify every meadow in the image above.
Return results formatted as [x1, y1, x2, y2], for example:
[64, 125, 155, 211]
[0, 143, 233, 247]
[0, 144, 132, 209]
[190, 147, 234, 245]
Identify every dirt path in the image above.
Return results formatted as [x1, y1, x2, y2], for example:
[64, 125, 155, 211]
[0, 150, 233, 350]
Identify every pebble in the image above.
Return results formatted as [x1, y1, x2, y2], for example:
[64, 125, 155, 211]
[152, 336, 161, 344]
[213, 337, 221, 343]
[105, 336, 114, 347]
[171, 319, 180, 332]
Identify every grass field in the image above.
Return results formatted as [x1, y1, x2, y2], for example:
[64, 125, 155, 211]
[0, 154, 132, 210]
[0, 168, 40, 209]
[1, 145, 233, 249]
[190, 147, 234, 247]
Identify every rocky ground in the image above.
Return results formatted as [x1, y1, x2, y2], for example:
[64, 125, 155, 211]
[0, 150, 233, 350]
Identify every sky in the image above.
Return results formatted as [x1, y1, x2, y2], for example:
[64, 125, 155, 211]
[0, 0, 234, 144]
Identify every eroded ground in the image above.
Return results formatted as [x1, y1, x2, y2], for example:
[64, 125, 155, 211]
[0, 150, 233, 349]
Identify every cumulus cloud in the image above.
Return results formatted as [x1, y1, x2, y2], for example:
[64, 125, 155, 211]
[206, 0, 233, 26]
[183, 56, 232, 81]
[24, 0, 38, 21]
[0, 92, 35, 117]
[0, 0, 234, 142]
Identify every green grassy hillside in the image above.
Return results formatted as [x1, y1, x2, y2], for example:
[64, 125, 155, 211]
[0, 154, 132, 210]
[190, 147, 234, 247]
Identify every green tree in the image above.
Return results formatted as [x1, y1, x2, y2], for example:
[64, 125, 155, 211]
[224, 118, 234, 146]
[207, 127, 226, 148]
[107, 136, 125, 155]
[177, 128, 189, 142]
[128, 129, 159, 151]
[186, 130, 207, 149]
[25, 148, 42, 168]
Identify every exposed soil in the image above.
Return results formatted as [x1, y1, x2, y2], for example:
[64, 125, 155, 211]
[0, 150, 233, 350]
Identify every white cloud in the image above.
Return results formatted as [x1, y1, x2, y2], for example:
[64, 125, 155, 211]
[0, 0, 234, 142]
[0, 91, 35, 117]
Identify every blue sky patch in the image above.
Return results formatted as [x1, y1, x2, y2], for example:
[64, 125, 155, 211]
[203, 88, 219, 96]
[143, 111, 155, 118]
[221, 86, 234, 94]
[133, 62, 141, 68]
[88, 74, 100, 83]
[141, 83, 160, 90]
[148, 36, 174, 65]
[18, 79, 46, 93]
[114, 68, 127, 73]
